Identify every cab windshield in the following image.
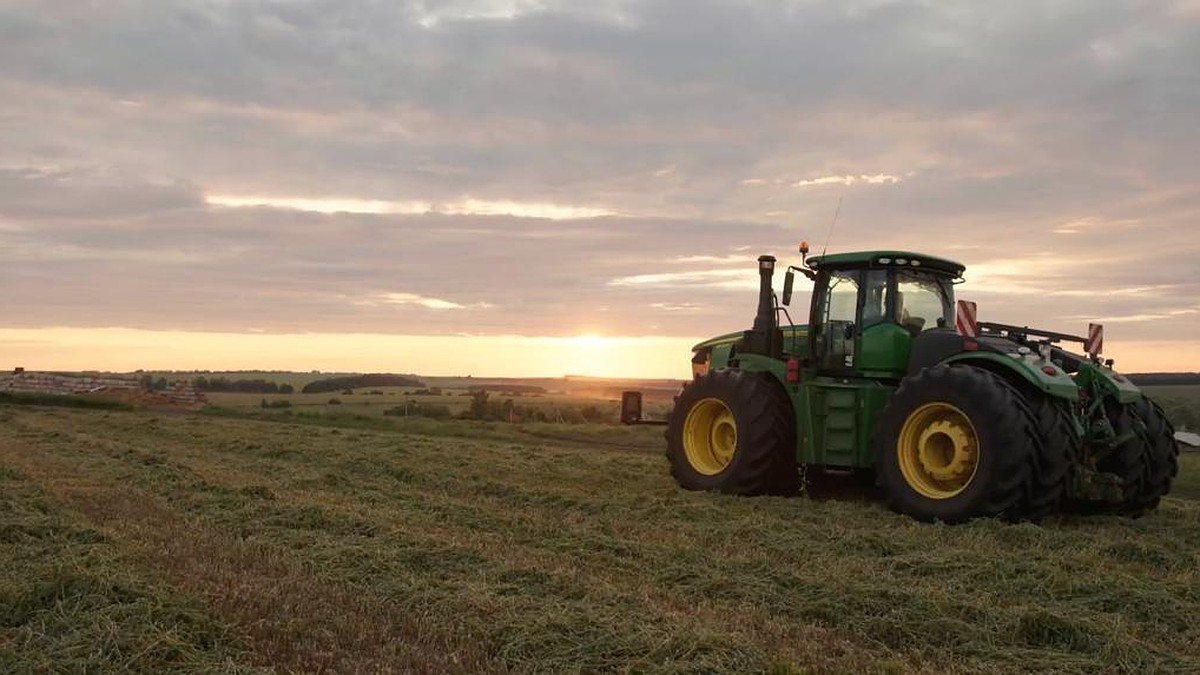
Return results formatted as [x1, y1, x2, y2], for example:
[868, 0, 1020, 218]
[894, 270, 953, 334]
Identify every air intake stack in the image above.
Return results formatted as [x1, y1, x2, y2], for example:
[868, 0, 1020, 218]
[741, 255, 782, 358]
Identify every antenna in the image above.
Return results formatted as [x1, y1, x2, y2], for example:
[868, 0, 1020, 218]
[821, 194, 843, 257]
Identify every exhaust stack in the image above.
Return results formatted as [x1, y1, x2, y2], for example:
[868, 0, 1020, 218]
[741, 255, 782, 357]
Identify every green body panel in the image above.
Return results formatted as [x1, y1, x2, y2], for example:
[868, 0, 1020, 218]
[942, 352, 1080, 401]
[733, 353, 786, 380]
[1098, 367, 1142, 404]
[1074, 362, 1142, 404]
[800, 377, 895, 467]
[718, 353, 894, 469]
[710, 343, 735, 370]
[858, 323, 911, 373]
[809, 384, 858, 465]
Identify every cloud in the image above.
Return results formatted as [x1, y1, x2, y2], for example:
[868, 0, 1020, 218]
[1051, 216, 1142, 235]
[206, 194, 615, 219]
[378, 292, 470, 310]
[0, 0, 1197, 367]
[0, 166, 202, 219]
[438, 198, 615, 219]
[207, 195, 433, 215]
[608, 268, 751, 288]
[793, 174, 903, 188]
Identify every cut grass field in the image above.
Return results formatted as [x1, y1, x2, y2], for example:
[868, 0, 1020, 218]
[2, 405, 1199, 673]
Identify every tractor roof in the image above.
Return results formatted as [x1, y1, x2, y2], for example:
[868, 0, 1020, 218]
[806, 250, 965, 276]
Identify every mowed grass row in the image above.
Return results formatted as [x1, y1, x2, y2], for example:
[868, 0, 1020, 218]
[1, 407, 1199, 673]
[0, 440, 261, 672]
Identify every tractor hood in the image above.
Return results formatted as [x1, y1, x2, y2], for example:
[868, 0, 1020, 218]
[691, 327, 810, 375]
[691, 331, 743, 352]
[692, 326, 809, 353]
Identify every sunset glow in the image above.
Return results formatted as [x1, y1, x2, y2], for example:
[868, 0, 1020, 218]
[2, 327, 1193, 380]
[0, 328, 699, 379]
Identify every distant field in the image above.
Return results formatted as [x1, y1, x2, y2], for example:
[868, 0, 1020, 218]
[1, 405, 1198, 673]
[139, 371, 685, 394]
[130, 371, 683, 422]
[203, 378, 681, 423]
[1142, 385, 1200, 432]
[204, 388, 635, 423]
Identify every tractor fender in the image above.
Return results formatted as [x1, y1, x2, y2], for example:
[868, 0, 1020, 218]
[941, 352, 1080, 401]
[1073, 363, 1142, 404]
[730, 353, 788, 381]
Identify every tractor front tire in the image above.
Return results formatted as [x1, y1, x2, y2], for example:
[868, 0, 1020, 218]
[873, 364, 1038, 523]
[665, 369, 798, 496]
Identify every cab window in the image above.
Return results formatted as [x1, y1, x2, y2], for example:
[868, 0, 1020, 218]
[861, 270, 889, 328]
[825, 271, 859, 323]
[813, 270, 860, 370]
[894, 271, 952, 335]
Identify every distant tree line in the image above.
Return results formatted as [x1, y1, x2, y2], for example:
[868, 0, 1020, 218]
[301, 374, 424, 394]
[138, 375, 171, 391]
[193, 376, 295, 394]
[467, 384, 547, 395]
[1126, 373, 1200, 386]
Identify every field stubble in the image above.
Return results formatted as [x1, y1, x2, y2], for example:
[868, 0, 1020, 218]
[1, 405, 1198, 673]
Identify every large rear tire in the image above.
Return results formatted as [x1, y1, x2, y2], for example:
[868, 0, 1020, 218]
[1129, 397, 1178, 512]
[872, 364, 1038, 523]
[1011, 389, 1075, 521]
[665, 369, 799, 496]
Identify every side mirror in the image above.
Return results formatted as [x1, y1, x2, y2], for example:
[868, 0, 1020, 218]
[782, 270, 795, 306]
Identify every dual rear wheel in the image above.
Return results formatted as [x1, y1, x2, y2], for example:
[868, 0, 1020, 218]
[1064, 396, 1178, 516]
[873, 364, 1056, 522]
[874, 363, 1175, 522]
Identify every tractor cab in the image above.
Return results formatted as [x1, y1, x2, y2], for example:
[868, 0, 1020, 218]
[794, 250, 964, 377]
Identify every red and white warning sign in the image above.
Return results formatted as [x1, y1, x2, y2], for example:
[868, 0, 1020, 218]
[1085, 323, 1104, 357]
[955, 300, 978, 338]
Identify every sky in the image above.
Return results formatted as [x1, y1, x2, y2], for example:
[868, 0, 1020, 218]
[1, 0, 1198, 378]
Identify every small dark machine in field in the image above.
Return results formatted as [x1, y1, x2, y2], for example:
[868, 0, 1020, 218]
[626, 245, 1178, 522]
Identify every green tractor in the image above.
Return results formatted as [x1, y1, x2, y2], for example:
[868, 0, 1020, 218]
[656, 245, 1178, 522]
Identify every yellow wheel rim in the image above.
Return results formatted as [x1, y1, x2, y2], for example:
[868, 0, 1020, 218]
[896, 402, 980, 499]
[682, 398, 737, 475]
